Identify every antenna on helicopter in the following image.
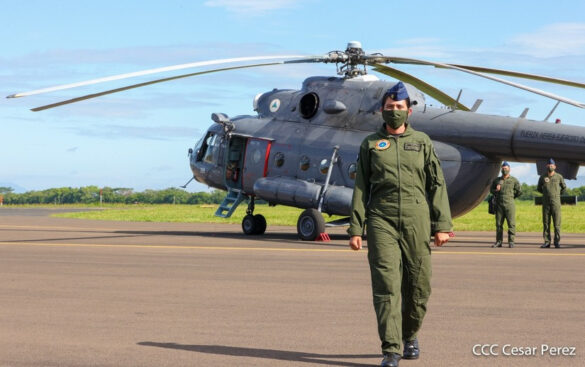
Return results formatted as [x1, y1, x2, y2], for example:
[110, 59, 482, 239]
[544, 101, 561, 122]
[470, 99, 483, 112]
[452, 89, 463, 110]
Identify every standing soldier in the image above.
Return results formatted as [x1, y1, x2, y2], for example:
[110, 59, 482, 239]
[538, 158, 566, 248]
[348, 82, 452, 367]
[490, 161, 522, 248]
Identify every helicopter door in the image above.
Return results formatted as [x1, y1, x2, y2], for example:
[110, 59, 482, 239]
[225, 136, 246, 190]
[242, 138, 272, 194]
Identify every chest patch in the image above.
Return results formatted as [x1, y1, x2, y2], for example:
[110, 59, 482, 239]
[404, 142, 421, 152]
[544, 177, 550, 183]
[375, 139, 391, 151]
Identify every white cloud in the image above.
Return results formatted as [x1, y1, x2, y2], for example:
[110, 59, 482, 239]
[508, 23, 585, 57]
[204, 0, 301, 15]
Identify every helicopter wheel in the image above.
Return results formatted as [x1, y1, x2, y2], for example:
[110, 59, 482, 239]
[242, 214, 267, 235]
[253, 214, 267, 235]
[297, 208, 325, 241]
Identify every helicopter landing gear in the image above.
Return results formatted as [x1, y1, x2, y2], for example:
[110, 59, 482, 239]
[297, 208, 325, 241]
[241, 197, 266, 235]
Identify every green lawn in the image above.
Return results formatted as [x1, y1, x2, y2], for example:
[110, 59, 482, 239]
[38, 200, 585, 232]
[453, 201, 585, 232]
[52, 204, 340, 226]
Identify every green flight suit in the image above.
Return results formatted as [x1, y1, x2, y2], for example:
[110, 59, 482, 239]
[490, 175, 521, 245]
[537, 172, 566, 245]
[348, 124, 452, 355]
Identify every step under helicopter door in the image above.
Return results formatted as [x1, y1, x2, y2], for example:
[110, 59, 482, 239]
[241, 138, 272, 194]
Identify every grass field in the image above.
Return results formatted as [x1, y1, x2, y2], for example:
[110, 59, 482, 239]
[453, 201, 584, 233]
[52, 204, 337, 226]
[44, 200, 585, 233]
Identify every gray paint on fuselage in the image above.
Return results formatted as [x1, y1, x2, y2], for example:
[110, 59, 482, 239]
[191, 75, 585, 218]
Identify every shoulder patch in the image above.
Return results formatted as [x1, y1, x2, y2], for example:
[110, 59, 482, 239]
[404, 142, 421, 152]
[375, 139, 391, 151]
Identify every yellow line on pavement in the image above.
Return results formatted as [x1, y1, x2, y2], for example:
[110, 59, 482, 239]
[0, 241, 349, 252]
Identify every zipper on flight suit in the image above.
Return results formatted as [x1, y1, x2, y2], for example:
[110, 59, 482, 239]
[390, 135, 401, 230]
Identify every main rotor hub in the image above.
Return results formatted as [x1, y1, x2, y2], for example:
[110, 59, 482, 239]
[329, 41, 368, 78]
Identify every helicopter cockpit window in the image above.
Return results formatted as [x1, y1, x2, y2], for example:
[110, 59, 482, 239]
[299, 92, 319, 119]
[197, 132, 220, 163]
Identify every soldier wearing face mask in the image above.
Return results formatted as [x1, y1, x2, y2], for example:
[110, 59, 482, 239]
[537, 158, 566, 248]
[348, 82, 452, 367]
[490, 161, 522, 248]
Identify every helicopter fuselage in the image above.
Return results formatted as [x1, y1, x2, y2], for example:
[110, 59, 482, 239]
[190, 75, 585, 219]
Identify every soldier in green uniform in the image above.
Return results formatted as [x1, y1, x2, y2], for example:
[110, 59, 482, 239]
[538, 158, 566, 248]
[490, 161, 522, 248]
[348, 82, 452, 367]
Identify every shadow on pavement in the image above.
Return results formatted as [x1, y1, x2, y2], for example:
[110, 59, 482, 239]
[137, 342, 378, 366]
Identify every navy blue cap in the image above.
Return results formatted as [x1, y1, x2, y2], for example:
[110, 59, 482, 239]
[384, 81, 409, 102]
[501, 161, 510, 167]
[548, 158, 556, 165]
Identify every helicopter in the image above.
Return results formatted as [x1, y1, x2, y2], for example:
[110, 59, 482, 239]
[8, 41, 585, 240]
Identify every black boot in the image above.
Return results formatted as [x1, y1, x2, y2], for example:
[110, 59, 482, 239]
[541, 243, 551, 248]
[403, 339, 419, 360]
[381, 352, 401, 367]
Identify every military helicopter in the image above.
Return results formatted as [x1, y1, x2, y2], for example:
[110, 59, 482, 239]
[8, 41, 585, 240]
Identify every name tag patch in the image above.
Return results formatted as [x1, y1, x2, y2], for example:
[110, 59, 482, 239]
[404, 142, 421, 152]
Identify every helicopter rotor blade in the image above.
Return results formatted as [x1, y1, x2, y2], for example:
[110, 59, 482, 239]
[10, 44, 585, 111]
[7, 55, 316, 99]
[367, 55, 585, 108]
[442, 64, 585, 90]
[30, 62, 284, 111]
[372, 64, 470, 111]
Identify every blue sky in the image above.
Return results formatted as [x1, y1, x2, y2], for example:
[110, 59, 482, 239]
[2, 0, 585, 193]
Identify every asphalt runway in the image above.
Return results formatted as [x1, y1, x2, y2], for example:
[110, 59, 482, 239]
[1, 207, 584, 367]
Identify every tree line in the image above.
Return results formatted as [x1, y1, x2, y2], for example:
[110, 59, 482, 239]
[516, 183, 585, 201]
[1, 183, 585, 205]
[0, 186, 226, 205]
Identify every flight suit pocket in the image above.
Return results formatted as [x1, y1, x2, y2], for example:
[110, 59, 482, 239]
[403, 142, 424, 165]
[369, 148, 386, 179]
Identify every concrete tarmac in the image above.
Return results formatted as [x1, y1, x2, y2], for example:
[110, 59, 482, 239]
[0, 207, 584, 367]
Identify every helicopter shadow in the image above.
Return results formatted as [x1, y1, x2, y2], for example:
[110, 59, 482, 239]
[137, 342, 378, 366]
[113, 230, 351, 247]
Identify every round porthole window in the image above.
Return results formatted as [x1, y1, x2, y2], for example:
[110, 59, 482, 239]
[274, 152, 285, 168]
[299, 155, 310, 171]
[348, 163, 357, 180]
[319, 159, 329, 174]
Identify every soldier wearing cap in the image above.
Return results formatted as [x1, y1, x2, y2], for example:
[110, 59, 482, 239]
[348, 82, 452, 367]
[537, 158, 566, 248]
[490, 161, 522, 248]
